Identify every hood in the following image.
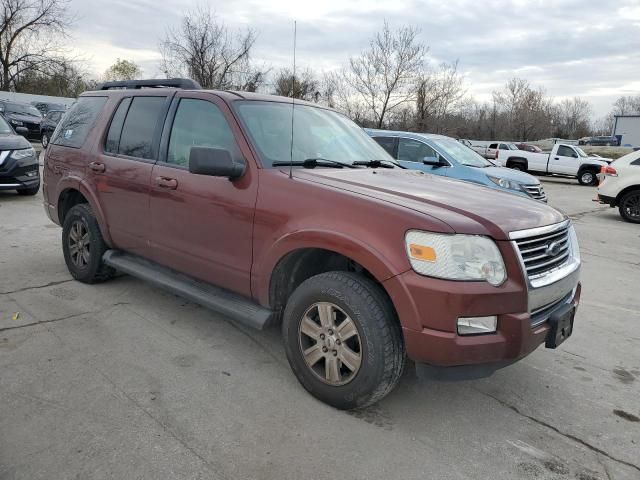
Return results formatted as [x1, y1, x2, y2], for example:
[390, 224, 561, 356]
[478, 165, 540, 184]
[5, 112, 42, 124]
[0, 132, 32, 150]
[294, 168, 565, 240]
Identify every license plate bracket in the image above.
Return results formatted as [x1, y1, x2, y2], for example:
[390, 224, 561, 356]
[545, 303, 575, 349]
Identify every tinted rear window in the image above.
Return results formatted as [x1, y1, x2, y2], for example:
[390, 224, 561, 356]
[117, 97, 165, 159]
[51, 97, 107, 148]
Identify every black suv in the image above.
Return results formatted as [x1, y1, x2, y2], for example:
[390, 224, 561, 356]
[0, 100, 43, 140]
[0, 114, 39, 195]
[40, 109, 65, 148]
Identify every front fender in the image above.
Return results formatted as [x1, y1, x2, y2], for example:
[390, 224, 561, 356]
[252, 229, 409, 306]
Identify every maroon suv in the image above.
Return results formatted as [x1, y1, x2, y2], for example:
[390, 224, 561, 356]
[43, 79, 581, 409]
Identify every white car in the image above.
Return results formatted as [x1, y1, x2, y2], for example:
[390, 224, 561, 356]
[596, 150, 640, 223]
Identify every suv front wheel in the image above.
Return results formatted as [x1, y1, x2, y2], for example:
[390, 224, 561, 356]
[282, 271, 406, 410]
[62, 204, 115, 283]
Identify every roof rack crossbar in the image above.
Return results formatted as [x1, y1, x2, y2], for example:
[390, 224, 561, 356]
[95, 78, 201, 90]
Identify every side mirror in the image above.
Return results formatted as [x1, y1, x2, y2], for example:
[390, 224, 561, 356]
[189, 147, 245, 179]
[423, 154, 447, 167]
[15, 126, 28, 135]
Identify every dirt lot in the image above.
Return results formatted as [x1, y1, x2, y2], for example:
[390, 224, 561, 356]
[0, 175, 639, 480]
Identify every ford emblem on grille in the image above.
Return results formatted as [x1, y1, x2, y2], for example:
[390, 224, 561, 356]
[545, 241, 562, 257]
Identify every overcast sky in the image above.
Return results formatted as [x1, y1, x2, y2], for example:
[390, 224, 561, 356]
[67, 0, 640, 118]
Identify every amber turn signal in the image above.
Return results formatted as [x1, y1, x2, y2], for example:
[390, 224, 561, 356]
[409, 244, 436, 262]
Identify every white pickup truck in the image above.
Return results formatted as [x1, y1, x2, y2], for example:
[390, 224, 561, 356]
[495, 143, 612, 186]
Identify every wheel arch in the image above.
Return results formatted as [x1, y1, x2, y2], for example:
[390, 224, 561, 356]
[258, 231, 408, 320]
[55, 177, 113, 247]
[615, 184, 640, 206]
[505, 157, 528, 169]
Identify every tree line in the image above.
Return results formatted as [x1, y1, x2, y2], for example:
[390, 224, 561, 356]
[2, 1, 636, 141]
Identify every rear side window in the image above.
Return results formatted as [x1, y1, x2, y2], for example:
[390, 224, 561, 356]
[631, 158, 640, 166]
[105, 98, 132, 154]
[51, 96, 107, 148]
[117, 97, 166, 159]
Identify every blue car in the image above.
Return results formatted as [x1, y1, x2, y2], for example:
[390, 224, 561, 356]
[366, 129, 547, 202]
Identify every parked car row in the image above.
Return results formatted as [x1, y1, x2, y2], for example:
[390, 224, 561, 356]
[39, 79, 582, 410]
[0, 99, 65, 145]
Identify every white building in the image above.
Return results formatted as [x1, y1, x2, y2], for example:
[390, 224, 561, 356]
[613, 115, 640, 147]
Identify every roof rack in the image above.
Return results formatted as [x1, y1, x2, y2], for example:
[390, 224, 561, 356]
[95, 78, 201, 90]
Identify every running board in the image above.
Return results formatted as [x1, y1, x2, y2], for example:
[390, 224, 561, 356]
[103, 250, 273, 330]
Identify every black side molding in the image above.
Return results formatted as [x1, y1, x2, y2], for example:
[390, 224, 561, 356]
[103, 251, 272, 330]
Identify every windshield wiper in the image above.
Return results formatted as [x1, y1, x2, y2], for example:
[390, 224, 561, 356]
[272, 158, 356, 169]
[353, 159, 406, 169]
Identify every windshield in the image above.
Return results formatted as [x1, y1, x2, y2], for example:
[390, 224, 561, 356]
[5, 102, 42, 117]
[575, 147, 588, 158]
[430, 138, 492, 167]
[508, 143, 520, 150]
[234, 101, 393, 167]
[0, 115, 12, 134]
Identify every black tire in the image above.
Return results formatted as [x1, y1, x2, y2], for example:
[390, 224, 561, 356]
[41, 133, 49, 148]
[509, 163, 525, 172]
[282, 271, 405, 410]
[17, 184, 40, 196]
[578, 170, 597, 186]
[619, 189, 640, 224]
[62, 203, 115, 283]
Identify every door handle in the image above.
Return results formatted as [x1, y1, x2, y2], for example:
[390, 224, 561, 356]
[89, 161, 105, 172]
[554, 157, 560, 160]
[155, 176, 178, 190]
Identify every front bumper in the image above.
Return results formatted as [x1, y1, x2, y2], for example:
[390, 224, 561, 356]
[0, 156, 40, 190]
[384, 256, 581, 367]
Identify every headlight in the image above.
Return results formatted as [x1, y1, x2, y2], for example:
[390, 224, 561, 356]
[487, 175, 522, 191]
[405, 230, 507, 286]
[10, 147, 36, 160]
[10, 119, 23, 126]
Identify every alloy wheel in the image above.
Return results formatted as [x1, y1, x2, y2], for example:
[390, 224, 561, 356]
[622, 192, 640, 220]
[581, 172, 594, 184]
[68, 219, 91, 268]
[298, 302, 362, 386]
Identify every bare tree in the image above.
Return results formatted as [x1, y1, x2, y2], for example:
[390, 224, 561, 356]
[415, 60, 466, 133]
[611, 95, 640, 115]
[14, 58, 87, 96]
[492, 78, 553, 141]
[0, 0, 72, 91]
[160, 5, 265, 90]
[347, 22, 426, 128]
[272, 67, 318, 100]
[552, 97, 592, 138]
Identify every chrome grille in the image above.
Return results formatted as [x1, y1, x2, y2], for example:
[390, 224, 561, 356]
[523, 184, 547, 202]
[514, 224, 571, 279]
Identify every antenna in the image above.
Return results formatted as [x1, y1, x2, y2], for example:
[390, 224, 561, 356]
[289, 20, 297, 179]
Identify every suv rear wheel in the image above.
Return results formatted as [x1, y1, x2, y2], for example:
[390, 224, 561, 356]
[619, 189, 640, 224]
[62, 204, 115, 283]
[282, 271, 405, 410]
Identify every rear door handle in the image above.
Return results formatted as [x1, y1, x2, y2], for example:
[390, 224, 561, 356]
[554, 157, 560, 160]
[155, 176, 178, 190]
[89, 161, 105, 172]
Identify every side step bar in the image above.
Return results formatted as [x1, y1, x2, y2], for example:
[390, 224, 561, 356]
[103, 250, 273, 330]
